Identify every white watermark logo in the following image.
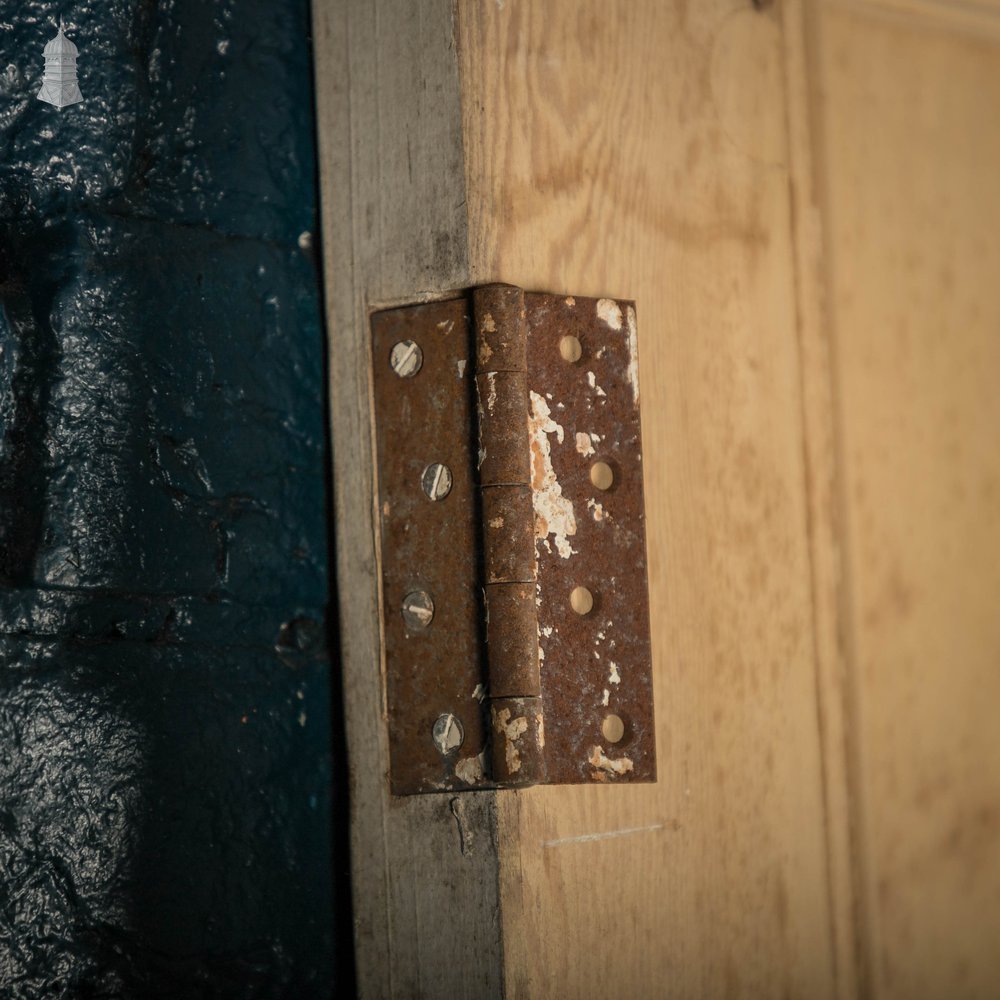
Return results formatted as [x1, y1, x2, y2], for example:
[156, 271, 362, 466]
[37, 19, 83, 110]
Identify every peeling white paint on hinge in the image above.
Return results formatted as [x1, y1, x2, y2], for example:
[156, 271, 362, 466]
[476, 391, 487, 470]
[494, 707, 528, 774]
[586, 371, 607, 398]
[626, 305, 640, 406]
[455, 752, 486, 785]
[588, 745, 635, 781]
[528, 390, 576, 559]
[596, 298, 623, 331]
[485, 371, 498, 413]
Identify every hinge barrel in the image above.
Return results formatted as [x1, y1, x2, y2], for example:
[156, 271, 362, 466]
[473, 285, 545, 787]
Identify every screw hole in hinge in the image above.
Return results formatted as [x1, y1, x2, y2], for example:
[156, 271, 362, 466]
[559, 334, 582, 363]
[570, 585, 594, 616]
[590, 461, 614, 491]
[602, 713, 625, 744]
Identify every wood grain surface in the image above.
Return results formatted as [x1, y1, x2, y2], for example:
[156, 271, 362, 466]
[311, 3, 501, 997]
[460, 3, 843, 996]
[315, 1, 1000, 995]
[810, 4, 1000, 996]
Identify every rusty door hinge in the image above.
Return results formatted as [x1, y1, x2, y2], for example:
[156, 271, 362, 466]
[372, 284, 655, 794]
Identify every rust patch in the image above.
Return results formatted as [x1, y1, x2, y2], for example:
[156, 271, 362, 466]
[372, 298, 488, 794]
[526, 291, 655, 785]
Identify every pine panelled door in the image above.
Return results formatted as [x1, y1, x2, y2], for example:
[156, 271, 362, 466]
[313, 1, 1000, 998]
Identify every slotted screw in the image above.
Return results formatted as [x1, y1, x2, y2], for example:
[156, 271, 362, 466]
[402, 590, 434, 630]
[390, 340, 423, 377]
[421, 463, 452, 501]
[432, 713, 464, 755]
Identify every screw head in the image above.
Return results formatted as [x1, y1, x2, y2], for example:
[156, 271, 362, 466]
[401, 590, 434, 630]
[432, 713, 464, 755]
[421, 462, 453, 501]
[390, 340, 423, 378]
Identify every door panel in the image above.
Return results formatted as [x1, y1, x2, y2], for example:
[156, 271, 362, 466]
[460, 4, 840, 996]
[811, 4, 1000, 996]
[319, 1, 1000, 995]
